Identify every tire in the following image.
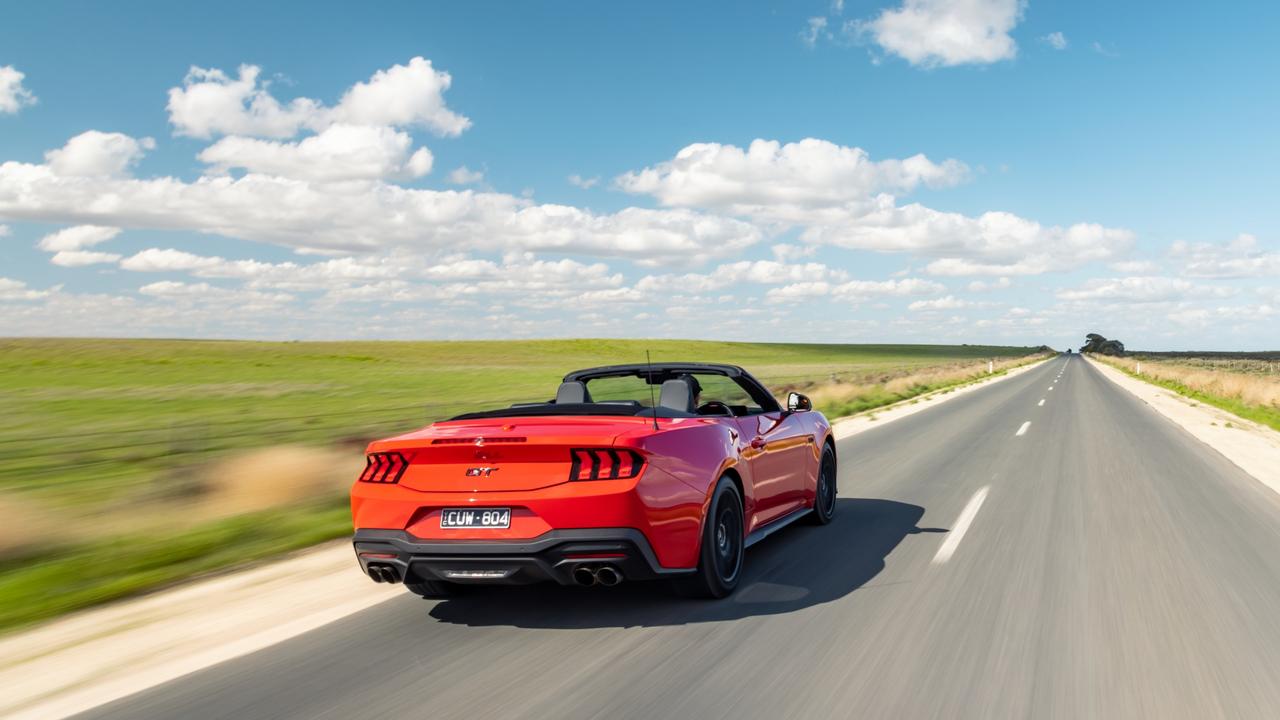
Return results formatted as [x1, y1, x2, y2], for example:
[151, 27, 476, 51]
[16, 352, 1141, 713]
[805, 444, 838, 525]
[405, 580, 459, 599]
[674, 476, 745, 599]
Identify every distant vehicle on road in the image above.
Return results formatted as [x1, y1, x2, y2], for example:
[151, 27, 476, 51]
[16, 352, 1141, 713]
[350, 363, 836, 599]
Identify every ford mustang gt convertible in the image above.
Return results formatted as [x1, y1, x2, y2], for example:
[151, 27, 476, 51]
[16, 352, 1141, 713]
[351, 362, 836, 599]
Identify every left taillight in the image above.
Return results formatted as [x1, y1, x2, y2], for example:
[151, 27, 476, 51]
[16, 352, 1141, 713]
[569, 448, 645, 481]
[359, 451, 409, 484]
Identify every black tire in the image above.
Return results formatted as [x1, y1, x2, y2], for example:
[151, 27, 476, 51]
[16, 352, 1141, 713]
[805, 444, 838, 525]
[674, 476, 744, 599]
[405, 580, 459, 599]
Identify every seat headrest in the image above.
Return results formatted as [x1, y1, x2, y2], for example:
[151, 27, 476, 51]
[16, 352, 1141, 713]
[658, 378, 694, 413]
[555, 381, 590, 404]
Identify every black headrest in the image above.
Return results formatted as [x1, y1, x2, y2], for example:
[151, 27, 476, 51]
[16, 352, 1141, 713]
[555, 381, 590, 404]
[658, 378, 694, 413]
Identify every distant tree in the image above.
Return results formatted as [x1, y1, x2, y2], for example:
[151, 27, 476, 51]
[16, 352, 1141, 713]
[1081, 333, 1125, 356]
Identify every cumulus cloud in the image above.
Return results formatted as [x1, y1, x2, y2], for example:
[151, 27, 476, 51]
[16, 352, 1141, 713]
[853, 0, 1025, 67]
[908, 294, 969, 311]
[1173, 234, 1280, 278]
[37, 225, 121, 251]
[806, 203, 1134, 275]
[50, 250, 123, 267]
[198, 124, 433, 182]
[767, 277, 944, 303]
[617, 138, 967, 224]
[0, 65, 36, 114]
[167, 57, 469, 139]
[0, 277, 55, 300]
[967, 276, 1011, 292]
[1056, 276, 1232, 303]
[44, 131, 155, 177]
[446, 166, 484, 185]
[37, 225, 125, 266]
[0, 153, 761, 264]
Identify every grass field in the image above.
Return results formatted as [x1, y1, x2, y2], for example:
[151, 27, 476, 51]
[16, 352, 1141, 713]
[0, 338, 1045, 630]
[1091, 352, 1280, 432]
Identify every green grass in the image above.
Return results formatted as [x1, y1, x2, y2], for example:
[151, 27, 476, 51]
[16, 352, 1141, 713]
[0, 337, 1041, 631]
[1105, 362, 1280, 433]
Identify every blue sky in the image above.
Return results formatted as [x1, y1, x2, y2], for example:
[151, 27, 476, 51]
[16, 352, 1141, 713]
[1, 0, 1277, 350]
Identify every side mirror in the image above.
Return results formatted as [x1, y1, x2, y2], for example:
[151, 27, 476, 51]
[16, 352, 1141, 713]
[786, 392, 812, 412]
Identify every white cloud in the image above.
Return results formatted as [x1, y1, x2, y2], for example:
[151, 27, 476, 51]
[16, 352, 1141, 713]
[567, 174, 600, 189]
[138, 280, 293, 305]
[1056, 276, 1232, 303]
[1108, 259, 1159, 274]
[446, 166, 484, 185]
[198, 124, 433, 182]
[767, 277, 944, 303]
[1173, 234, 1280, 279]
[908, 294, 968, 311]
[0, 66, 36, 114]
[1091, 41, 1119, 58]
[0, 225, 9, 237]
[853, 0, 1025, 68]
[37, 225, 121, 251]
[617, 138, 967, 223]
[807, 204, 1134, 275]
[967, 276, 1011, 292]
[770, 243, 816, 261]
[1041, 32, 1068, 50]
[44, 131, 155, 177]
[328, 57, 471, 137]
[636, 260, 849, 295]
[0, 277, 54, 300]
[50, 250, 123, 267]
[167, 57, 469, 139]
[120, 248, 224, 272]
[0, 153, 761, 264]
[38, 225, 125, 266]
[802, 17, 830, 48]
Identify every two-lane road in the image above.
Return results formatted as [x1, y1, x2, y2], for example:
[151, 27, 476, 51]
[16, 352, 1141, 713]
[82, 356, 1280, 719]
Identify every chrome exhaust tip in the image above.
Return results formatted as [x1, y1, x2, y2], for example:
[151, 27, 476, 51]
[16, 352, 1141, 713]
[595, 566, 622, 587]
[572, 566, 598, 586]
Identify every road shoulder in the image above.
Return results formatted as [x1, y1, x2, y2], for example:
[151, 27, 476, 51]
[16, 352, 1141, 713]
[1087, 357, 1280, 496]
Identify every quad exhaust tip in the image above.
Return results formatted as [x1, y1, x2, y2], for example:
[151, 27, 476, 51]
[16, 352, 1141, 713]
[572, 565, 623, 587]
[367, 563, 401, 584]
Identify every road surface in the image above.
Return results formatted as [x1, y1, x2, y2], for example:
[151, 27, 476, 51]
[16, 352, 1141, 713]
[80, 356, 1280, 719]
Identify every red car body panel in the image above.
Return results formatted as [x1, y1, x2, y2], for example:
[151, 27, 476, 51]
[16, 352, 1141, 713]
[351, 364, 833, 582]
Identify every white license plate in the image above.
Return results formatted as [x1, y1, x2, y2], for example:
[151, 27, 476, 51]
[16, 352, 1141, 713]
[440, 508, 511, 529]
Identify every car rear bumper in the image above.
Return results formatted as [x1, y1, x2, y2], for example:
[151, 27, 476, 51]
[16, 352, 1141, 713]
[353, 528, 694, 586]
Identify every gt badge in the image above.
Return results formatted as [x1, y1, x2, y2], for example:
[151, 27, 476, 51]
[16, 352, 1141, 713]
[465, 467, 500, 477]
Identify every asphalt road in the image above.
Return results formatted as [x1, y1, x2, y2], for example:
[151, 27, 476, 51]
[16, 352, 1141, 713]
[81, 356, 1280, 719]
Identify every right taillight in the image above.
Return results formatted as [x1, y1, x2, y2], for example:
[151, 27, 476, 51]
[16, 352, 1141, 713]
[569, 448, 644, 481]
[359, 451, 409, 484]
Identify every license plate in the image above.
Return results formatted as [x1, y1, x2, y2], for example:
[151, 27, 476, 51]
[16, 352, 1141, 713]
[440, 508, 511, 529]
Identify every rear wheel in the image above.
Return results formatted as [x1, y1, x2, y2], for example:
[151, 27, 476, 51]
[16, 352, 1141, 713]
[405, 580, 459, 599]
[806, 444, 837, 525]
[674, 476, 744, 599]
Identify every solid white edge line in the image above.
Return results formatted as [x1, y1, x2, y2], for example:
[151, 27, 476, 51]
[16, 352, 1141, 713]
[1016, 421, 1031, 436]
[932, 486, 990, 564]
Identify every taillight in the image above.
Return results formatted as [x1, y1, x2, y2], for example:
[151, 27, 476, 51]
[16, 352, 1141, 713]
[569, 448, 644, 481]
[359, 451, 409, 484]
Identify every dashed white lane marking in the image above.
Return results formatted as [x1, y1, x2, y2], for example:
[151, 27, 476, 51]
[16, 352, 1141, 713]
[1049, 386, 1054, 391]
[932, 486, 990, 565]
[1038, 399, 1045, 407]
[1016, 421, 1031, 436]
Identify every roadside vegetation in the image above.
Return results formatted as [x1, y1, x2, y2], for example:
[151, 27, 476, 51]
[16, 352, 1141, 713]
[0, 338, 1046, 631]
[1090, 352, 1280, 432]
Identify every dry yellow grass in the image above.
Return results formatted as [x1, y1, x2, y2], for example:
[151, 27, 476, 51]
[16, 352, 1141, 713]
[197, 446, 361, 519]
[798, 355, 1038, 415]
[1099, 356, 1280, 408]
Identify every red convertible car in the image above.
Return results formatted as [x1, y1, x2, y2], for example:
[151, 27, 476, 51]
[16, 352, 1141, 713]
[351, 363, 836, 598]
